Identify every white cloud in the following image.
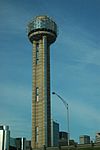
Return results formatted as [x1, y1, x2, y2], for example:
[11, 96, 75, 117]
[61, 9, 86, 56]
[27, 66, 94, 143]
[0, 83, 31, 103]
[0, 82, 32, 138]
[70, 99, 100, 124]
[57, 24, 100, 67]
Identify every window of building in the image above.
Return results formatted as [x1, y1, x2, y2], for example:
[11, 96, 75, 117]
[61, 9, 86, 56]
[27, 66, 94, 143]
[36, 43, 39, 64]
[35, 126, 39, 143]
[36, 87, 39, 102]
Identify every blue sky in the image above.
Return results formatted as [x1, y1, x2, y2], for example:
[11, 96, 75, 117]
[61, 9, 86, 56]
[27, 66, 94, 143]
[0, 0, 100, 142]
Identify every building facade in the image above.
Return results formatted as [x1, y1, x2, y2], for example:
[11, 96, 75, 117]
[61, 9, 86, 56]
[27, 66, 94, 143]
[51, 120, 59, 147]
[27, 16, 57, 148]
[59, 131, 68, 146]
[16, 138, 26, 150]
[10, 137, 31, 150]
[96, 132, 100, 143]
[0, 125, 10, 150]
[79, 135, 90, 144]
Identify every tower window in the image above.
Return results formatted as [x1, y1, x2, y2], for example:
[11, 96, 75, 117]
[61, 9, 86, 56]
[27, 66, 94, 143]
[36, 43, 39, 64]
[36, 87, 39, 102]
[35, 126, 39, 143]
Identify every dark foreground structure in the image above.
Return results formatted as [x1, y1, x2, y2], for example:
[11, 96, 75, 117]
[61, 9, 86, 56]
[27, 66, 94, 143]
[33, 142, 100, 150]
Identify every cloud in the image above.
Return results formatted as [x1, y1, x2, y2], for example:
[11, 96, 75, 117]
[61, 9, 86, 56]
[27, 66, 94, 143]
[56, 23, 100, 67]
[0, 82, 31, 107]
[70, 99, 100, 125]
[51, 23, 100, 100]
[0, 82, 32, 138]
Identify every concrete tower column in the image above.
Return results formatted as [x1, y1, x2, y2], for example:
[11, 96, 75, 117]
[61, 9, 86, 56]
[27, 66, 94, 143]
[27, 16, 57, 149]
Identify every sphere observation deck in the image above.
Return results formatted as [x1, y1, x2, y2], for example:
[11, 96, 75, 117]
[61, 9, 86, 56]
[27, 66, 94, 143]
[27, 16, 57, 44]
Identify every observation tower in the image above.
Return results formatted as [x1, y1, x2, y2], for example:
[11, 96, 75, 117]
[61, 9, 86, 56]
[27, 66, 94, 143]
[27, 16, 57, 148]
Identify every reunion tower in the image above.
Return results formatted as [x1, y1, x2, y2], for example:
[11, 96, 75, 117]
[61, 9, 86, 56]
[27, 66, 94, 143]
[27, 16, 57, 149]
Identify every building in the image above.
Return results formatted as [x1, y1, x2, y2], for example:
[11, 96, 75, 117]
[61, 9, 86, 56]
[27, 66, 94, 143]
[16, 138, 26, 150]
[10, 137, 32, 150]
[0, 125, 31, 150]
[10, 137, 17, 150]
[59, 131, 68, 146]
[96, 132, 100, 143]
[26, 140, 32, 150]
[79, 135, 90, 144]
[0, 125, 10, 150]
[51, 120, 59, 147]
[27, 16, 57, 148]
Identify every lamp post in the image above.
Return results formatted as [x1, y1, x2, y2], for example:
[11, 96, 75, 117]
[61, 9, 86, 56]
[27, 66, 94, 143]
[52, 92, 70, 146]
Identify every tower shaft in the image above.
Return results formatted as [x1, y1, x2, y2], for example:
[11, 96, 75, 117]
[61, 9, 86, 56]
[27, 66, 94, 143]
[32, 36, 51, 148]
[27, 15, 57, 149]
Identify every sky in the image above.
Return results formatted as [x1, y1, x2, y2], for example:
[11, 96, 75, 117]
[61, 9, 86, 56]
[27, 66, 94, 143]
[0, 0, 100, 142]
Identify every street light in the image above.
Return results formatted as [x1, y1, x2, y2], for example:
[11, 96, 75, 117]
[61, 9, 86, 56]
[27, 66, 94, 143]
[52, 92, 70, 146]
